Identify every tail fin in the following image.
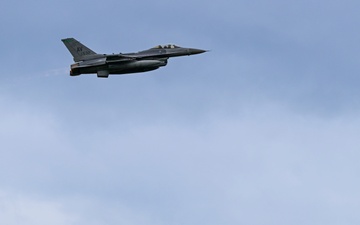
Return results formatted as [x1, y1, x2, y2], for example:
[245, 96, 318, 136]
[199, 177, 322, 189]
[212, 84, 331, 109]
[61, 38, 97, 62]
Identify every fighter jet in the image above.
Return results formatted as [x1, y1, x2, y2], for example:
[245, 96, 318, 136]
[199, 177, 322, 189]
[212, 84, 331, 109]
[61, 38, 206, 78]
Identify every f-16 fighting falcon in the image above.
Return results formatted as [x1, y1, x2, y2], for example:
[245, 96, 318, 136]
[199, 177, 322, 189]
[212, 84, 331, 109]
[61, 38, 207, 78]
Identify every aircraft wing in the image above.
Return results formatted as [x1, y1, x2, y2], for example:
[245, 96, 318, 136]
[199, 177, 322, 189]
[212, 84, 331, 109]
[106, 54, 136, 62]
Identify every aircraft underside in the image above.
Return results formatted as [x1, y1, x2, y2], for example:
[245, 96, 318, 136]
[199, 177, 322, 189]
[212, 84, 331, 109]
[70, 59, 167, 77]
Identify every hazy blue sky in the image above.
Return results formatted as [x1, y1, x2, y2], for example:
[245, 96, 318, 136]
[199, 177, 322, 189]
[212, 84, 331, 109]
[1, 0, 360, 224]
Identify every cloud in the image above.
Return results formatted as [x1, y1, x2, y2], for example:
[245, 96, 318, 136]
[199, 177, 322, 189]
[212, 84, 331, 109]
[1, 92, 360, 224]
[0, 189, 163, 225]
[0, 190, 77, 225]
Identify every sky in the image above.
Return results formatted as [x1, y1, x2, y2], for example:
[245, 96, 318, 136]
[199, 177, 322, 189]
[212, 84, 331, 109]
[1, 0, 360, 224]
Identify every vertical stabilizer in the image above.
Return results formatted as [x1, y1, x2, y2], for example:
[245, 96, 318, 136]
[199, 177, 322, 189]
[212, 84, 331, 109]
[61, 38, 96, 62]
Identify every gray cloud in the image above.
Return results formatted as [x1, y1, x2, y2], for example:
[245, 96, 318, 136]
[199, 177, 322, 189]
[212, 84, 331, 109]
[1, 94, 360, 224]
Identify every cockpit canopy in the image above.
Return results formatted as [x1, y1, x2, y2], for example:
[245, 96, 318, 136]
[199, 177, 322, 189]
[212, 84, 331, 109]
[152, 44, 181, 49]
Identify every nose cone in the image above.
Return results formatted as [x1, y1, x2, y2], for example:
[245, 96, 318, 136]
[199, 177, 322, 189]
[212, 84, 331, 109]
[188, 48, 207, 55]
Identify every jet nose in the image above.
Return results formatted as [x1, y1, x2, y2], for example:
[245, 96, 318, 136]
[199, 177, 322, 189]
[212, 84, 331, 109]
[188, 48, 207, 55]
